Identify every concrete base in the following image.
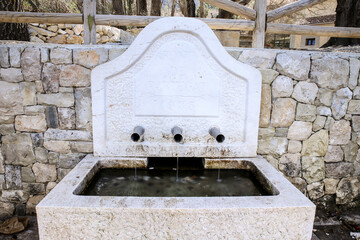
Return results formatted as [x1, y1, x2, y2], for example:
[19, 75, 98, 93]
[37, 155, 315, 240]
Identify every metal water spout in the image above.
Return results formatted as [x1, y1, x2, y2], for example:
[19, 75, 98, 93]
[131, 126, 145, 142]
[209, 127, 225, 143]
[171, 126, 183, 143]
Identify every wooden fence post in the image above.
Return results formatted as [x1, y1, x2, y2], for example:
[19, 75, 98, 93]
[252, 0, 266, 48]
[83, 0, 96, 44]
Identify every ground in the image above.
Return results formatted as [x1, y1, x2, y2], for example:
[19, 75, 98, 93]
[0, 208, 359, 240]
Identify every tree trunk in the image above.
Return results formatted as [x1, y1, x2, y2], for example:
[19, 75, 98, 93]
[136, 0, 147, 15]
[113, 0, 125, 14]
[0, 0, 29, 41]
[151, 0, 161, 16]
[323, 0, 360, 46]
[186, 0, 195, 17]
[218, 0, 251, 19]
[171, 0, 176, 16]
[200, 1, 204, 18]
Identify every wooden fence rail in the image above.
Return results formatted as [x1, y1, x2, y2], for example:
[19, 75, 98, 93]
[1, 0, 360, 47]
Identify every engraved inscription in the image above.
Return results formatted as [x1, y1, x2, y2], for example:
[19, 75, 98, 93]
[135, 40, 220, 117]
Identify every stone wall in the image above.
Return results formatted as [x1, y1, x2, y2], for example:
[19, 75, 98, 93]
[28, 24, 135, 44]
[0, 43, 359, 217]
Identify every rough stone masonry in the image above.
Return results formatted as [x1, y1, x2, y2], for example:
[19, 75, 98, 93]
[0, 42, 359, 217]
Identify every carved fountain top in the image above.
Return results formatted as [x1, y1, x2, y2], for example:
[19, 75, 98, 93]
[91, 17, 262, 158]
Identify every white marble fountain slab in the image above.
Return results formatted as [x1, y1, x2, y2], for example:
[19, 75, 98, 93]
[37, 155, 315, 240]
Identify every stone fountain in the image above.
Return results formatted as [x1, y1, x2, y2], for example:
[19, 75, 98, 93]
[37, 17, 315, 240]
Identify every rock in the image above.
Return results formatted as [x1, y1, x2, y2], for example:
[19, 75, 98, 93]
[288, 140, 302, 153]
[336, 177, 360, 204]
[58, 153, 86, 168]
[317, 106, 332, 116]
[21, 167, 35, 183]
[302, 156, 325, 184]
[119, 29, 135, 44]
[296, 103, 316, 122]
[41, 63, 60, 93]
[40, 48, 49, 63]
[1, 190, 28, 203]
[46, 182, 57, 194]
[25, 106, 45, 114]
[43, 141, 71, 154]
[14, 114, 47, 133]
[331, 87, 352, 120]
[289, 177, 307, 194]
[275, 52, 310, 80]
[47, 25, 58, 32]
[259, 84, 271, 127]
[30, 36, 44, 43]
[257, 137, 288, 157]
[35, 147, 48, 163]
[44, 128, 92, 141]
[29, 25, 56, 37]
[109, 48, 126, 61]
[1, 133, 35, 166]
[349, 58, 360, 90]
[279, 153, 301, 177]
[264, 155, 278, 170]
[238, 50, 276, 69]
[31, 133, 44, 147]
[59, 87, 73, 93]
[313, 116, 326, 132]
[69, 142, 93, 153]
[5, 165, 22, 189]
[50, 48, 72, 64]
[354, 86, 360, 99]
[258, 128, 275, 139]
[292, 82, 318, 104]
[272, 76, 293, 98]
[0, 124, 15, 135]
[23, 183, 45, 195]
[325, 116, 335, 130]
[45, 106, 58, 129]
[0, 47, 10, 67]
[58, 108, 75, 130]
[47, 35, 67, 44]
[0, 202, 15, 217]
[353, 116, 360, 132]
[341, 142, 359, 162]
[9, 47, 22, 67]
[287, 121, 312, 141]
[311, 56, 349, 89]
[317, 89, 333, 107]
[301, 130, 328, 157]
[26, 195, 44, 215]
[0, 116, 14, 124]
[67, 35, 83, 44]
[0, 81, 23, 115]
[32, 163, 57, 183]
[48, 152, 59, 165]
[324, 178, 339, 194]
[325, 162, 354, 178]
[20, 82, 36, 106]
[324, 146, 343, 163]
[275, 128, 288, 137]
[37, 93, 74, 107]
[35, 81, 44, 93]
[75, 88, 92, 130]
[57, 168, 71, 181]
[271, 98, 296, 127]
[330, 120, 351, 145]
[307, 182, 324, 200]
[59, 65, 91, 87]
[73, 24, 84, 35]
[73, 49, 108, 68]
[347, 100, 360, 114]
[0, 68, 23, 83]
[21, 48, 41, 82]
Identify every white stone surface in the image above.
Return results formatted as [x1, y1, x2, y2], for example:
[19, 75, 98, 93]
[37, 155, 315, 240]
[91, 17, 262, 158]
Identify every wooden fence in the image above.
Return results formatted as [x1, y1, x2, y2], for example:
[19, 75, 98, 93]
[0, 0, 360, 48]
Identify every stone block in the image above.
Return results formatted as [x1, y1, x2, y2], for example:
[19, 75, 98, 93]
[258, 128, 275, 139]
[25, 106, 46, 114]
[257, 137, 288, 157]
[311, 56, 349, 89]
[44, 141, 71, 154]
[301, 130, 328, 157]
[287, 121, 312, 141]
[288, 140, 302, 154]
[26, 195, 44, 215]
[0, 116, 14, 124]
[69, 142, 93, 153]
[275, 128, 288, 137]
[44, 128, 92, 141]
[0, 68, 23, 82]
[20, 82, 36, 106]
[9, 47, 22, 67]
[336, 177, 360, 204]
[275, 52, 310, 80]
[313, 116, 326, 132]
[1, 133, 35, 166]
[46, 182, 57, 194]
[59, 65, 91, 87]
[307, 182, 324, 200]
[259, 84, 271, 127]
[42, 63, 60, 93]
[21, 167, 35, 183]
[37, 93, 74, 107]
[349, 58, 360, 90]
[75, 87, 92, 130]
[348, 100, 360, 114]
[21, 48, 41, 82]
[0, 47, 10, 68]
[324, 145, 343, 163]
[354, 86, 360, 99]
[40, 48, 49, 63]
[2, 190, 28, 203]
[302, 156, 325, 184]
[0, 124, 15, 135]
[0, 81, 23, 115]
[31, 133, 44, 147]
[330, 120, 351, 145]
[317, 88, 333, 107]
[50, 48, 72, 64]
[292, 82, 318, 104]
[324, 178, 339, 195]
[271, 98, 296, 127]
[58, 108, 75, 130]
[32, 163, 57, 183]
[317, 106, 331, 116]
[325, 162, 354, 178]
[109, 48, 126, 61]
[342, 142, 359, 162]
[45, 106, 59, 129]
[35, 147, 48, 163]
[296, 103, 316, 122]
[15, 114, 47, 132]
[238, 50, 276, 69]
[272, 76, 293, 98]
[58, 153, 86, 169]
[5, 165, 22, 189]
[279, 153, 301, 177]
[331, 88, 352, 120]
[23, 183, 45, 195]
[353, 116, 360, 132]
[73, 48, 108, 68]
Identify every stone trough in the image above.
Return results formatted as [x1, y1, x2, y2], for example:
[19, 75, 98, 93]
[37, 17, 315, 240]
